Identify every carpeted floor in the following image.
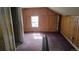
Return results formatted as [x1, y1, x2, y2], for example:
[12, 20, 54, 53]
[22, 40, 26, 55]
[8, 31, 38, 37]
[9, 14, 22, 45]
[45, 32, 76, 51]
[16, 32, 76, 51]
[16, 33, 43, 51]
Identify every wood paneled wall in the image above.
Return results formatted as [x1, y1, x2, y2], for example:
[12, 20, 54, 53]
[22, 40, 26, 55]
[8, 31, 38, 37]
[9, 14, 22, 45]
[22, 8, 58, 32]
[60, 16, 79, 49]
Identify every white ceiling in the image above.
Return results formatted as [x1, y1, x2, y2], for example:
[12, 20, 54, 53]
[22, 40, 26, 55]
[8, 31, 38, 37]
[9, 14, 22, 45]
[49, 7, 79, 15]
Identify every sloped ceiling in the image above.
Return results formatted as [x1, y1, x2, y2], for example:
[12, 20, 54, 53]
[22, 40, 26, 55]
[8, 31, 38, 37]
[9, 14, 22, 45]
[49, 7, 79, 15]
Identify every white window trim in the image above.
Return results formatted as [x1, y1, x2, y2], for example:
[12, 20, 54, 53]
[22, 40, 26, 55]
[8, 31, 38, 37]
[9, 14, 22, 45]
[31, 16, 39, 28]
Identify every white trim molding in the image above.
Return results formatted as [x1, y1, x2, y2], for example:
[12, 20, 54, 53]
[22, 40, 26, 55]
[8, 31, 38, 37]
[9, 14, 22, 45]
[61, 31, 79, 51]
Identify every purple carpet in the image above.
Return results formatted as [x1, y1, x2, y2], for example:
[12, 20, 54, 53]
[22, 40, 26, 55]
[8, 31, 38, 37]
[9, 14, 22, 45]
[16, 32, 76, 51]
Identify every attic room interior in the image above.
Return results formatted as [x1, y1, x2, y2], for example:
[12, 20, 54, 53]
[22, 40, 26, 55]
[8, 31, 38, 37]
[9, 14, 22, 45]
[0, 7, 79, 51]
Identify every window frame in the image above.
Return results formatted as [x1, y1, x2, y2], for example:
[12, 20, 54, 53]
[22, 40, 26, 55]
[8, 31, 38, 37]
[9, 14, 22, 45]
[31, 16, 39, 28]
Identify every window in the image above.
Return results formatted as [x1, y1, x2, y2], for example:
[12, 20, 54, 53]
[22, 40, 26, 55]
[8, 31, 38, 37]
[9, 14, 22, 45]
[31, 16, 39, 27]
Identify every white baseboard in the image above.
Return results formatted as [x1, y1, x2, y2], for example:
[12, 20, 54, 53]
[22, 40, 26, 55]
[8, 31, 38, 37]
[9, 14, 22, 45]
[61, 31, 79, 51]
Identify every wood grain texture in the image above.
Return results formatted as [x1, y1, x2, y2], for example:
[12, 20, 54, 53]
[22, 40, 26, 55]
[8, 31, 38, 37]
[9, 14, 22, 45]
[60, 16, 79, 49]
[22, 8, 57, 32]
